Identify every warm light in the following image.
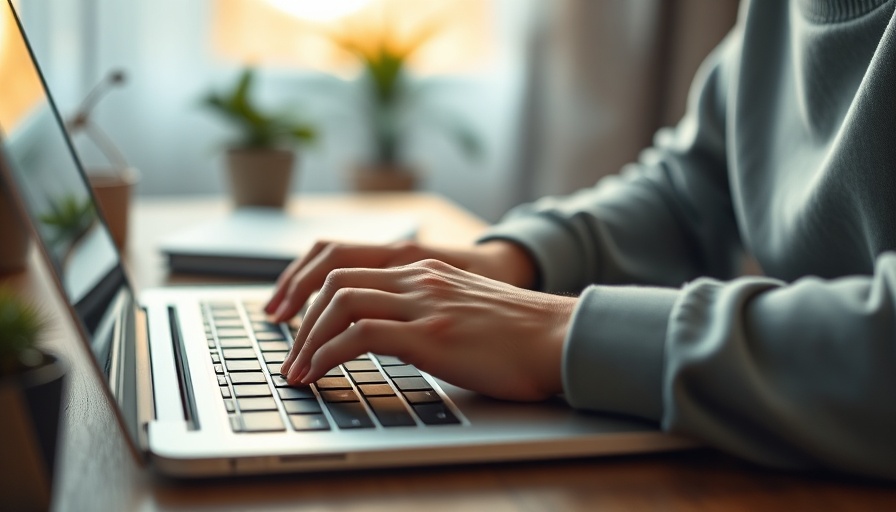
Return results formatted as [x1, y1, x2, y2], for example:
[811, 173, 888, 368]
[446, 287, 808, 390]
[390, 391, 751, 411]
[213, 0, 495, 76]
[265, 0, 372, 22]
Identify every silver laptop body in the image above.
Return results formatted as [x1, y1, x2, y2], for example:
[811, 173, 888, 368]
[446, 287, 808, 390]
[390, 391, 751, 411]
[0, 0, 693, 477]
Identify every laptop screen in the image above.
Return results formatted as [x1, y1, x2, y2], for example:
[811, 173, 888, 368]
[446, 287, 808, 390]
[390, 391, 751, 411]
[0, 0, 132, 383]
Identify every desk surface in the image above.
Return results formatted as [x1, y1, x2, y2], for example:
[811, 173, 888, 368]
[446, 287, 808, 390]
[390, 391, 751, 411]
[4, 193, 895, 511]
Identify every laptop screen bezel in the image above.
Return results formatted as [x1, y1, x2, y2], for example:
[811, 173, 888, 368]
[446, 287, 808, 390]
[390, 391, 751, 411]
[0, 0, 148, 462]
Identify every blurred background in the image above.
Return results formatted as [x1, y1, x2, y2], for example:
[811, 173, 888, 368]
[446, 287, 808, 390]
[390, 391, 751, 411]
[12, 0, 738, 222]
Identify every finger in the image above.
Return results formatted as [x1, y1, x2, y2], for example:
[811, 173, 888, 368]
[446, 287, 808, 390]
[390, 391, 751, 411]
[265, 240, 331, 314]
[280, 267, 407, 374]
[301, 319, 420, 384]
[285, 289, 410, 384]
[270, 243, 406, 322]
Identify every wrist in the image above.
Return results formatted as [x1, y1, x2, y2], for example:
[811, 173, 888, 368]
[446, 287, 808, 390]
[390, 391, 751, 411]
[475, 240, 539, 288]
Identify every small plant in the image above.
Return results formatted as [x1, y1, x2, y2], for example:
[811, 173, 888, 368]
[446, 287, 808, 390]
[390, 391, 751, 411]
[39, 194, 96, 245]
[0, 288, 47, 377]
[328, 18, 481, 166]
[202, 67, 317, 150]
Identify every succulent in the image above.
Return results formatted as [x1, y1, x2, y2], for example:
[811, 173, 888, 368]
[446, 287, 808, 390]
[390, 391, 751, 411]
[0, 288, 47, 377]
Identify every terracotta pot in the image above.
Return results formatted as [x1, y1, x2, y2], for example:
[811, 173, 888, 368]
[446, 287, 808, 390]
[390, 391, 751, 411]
[0, 174, 30, 274]
[0, 353, 66, 511]
[89, 168, 139, 251]
[226, 148, 295, 209]
[352, 163, 418, 192]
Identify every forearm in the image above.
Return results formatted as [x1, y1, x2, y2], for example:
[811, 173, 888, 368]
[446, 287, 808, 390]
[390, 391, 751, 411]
[563, 252, 896, 479]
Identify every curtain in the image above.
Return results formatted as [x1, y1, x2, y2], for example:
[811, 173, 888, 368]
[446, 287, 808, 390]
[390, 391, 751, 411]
[513, 0, 739, 203]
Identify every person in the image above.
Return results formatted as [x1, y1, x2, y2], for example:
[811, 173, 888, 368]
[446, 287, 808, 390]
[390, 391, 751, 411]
[265, 0, 896, 479]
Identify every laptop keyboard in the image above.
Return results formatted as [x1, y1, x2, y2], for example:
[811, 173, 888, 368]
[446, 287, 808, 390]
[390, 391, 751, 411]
[201, 300, 462, 433]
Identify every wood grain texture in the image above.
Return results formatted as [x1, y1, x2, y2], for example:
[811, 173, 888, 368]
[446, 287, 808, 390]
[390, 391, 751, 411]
[3, 193, 895, 512]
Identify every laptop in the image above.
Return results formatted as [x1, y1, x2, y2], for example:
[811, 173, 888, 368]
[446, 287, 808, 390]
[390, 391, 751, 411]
[0, 0, 694, 477]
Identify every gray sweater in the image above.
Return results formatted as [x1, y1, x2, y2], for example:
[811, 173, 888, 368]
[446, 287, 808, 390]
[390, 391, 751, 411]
[482, 0, 896, 479]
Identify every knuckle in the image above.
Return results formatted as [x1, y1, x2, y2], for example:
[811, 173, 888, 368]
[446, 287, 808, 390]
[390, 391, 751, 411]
[351, 319, 378, 338]
[330, 287, 357, 308]
[323, 267, 351, 291]
[419, 315, 454, 340]
[417, 258, 449, 271]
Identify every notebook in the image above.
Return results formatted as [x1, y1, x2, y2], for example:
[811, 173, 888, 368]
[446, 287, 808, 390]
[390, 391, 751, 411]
[159, 208, 418, 279]
[0, 0, 694, 477]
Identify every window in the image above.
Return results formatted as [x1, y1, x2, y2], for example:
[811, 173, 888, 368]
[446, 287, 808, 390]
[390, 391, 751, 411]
[211, 0, 496, 76]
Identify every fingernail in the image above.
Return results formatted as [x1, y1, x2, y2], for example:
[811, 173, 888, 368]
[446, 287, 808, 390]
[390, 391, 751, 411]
[264, 301, 275, 314]
[297, 365, 310, 384]
[280, 361, 291, 375]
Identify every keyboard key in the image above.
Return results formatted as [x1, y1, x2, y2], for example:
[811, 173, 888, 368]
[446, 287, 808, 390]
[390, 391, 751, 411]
[258, 341, 289, 352]
[217, 375, 227, 386]
[219, 338, 253, 348]
[207, 340, 216, 349]
[211, 310, 240, 320]
[403, 390, 442, 404]
[326, 402, 374, 429]
[210, 352, 221, 363]
[220, 386, 232, 399]
[320, 389, 360, 403]
[278, 387, 315, 400]
[213, 319, 244, 328]
[255, 331, 288, 342]
[229, 415, 242, 432]
[214, 363, 225, 374]
[324, 367, 344, 377]
[242, 411, 285, 432]
[230, 372, 267, 384]
[227, 359, 261, 372]
[350, 371, 387, 384]
[252, 322, 282, 333]
[238, 397, 278, 411]
[217, 328, 249, 338]
[413, 403, 460, 425]
[358, 384, 395, 397]
[375, 355, 404, 366]
[385, 365, 421, 378]
[270, 375, 290, 387]
[290, 414, 329, 431]
[232, 384, 272, 398]
[224, 399, 235, 413]
[392, 377, 432, 391]
[316, 377, 352, 389]
[367, 397, 416, 427]
[262, 351, 288, 364]
[222, 348, 257, 360]
[267, 363, 283, 374]
[283, 399, 323, 414]
[344, 360, 377, 372]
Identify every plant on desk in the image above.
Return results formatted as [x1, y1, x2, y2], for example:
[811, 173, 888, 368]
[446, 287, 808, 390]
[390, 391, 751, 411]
[202, 67, 317, 209]
[326, 17, 482, 191]
[0, 288, 65, 510]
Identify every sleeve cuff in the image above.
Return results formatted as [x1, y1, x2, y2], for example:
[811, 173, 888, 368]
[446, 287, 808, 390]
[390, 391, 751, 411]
[562, 284, 679, 421]
[477, 215, 588, 293]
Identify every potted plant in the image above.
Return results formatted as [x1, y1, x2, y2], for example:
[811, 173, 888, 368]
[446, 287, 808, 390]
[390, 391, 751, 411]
[0, 288, 65, 510]
[67, 69, 139, 251]
[202, 67, 317, 208]
[328, 19, 482, 191]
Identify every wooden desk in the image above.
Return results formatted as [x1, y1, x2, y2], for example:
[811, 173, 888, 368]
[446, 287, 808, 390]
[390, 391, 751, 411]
[4, 193, 895, 511]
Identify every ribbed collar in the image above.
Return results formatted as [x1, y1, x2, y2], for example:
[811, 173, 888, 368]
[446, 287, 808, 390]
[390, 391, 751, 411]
[798, 0, 891, 22]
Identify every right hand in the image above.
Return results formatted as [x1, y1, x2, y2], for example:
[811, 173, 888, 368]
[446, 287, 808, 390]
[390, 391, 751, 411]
[264, 239, 537, 322]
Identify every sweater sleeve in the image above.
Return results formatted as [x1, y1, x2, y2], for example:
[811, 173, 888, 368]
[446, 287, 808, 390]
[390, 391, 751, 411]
[479, 31, 742, 294]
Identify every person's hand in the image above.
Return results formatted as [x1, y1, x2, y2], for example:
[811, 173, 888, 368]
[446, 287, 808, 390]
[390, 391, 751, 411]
[264, 240, 537, 322]
[279, 258, 577, 401]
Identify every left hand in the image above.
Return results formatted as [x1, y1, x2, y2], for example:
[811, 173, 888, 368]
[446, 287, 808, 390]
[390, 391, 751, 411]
[282, 259, 578, 402]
